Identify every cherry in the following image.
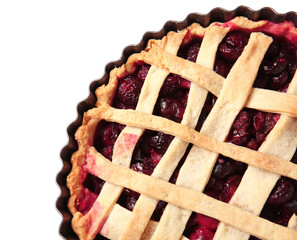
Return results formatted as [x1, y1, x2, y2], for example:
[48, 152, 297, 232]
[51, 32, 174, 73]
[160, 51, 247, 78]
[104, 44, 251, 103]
[149, 132, 173, 155]
[253, 112, 265, 132]
[268, 70, 289, 90]
[195, 213, 219, 231]
[136, 63, 150, 81]
[148, 149, 162, 167]
[219, 32, 248, 62]
[268, 179, 294, 205]
[221, 175, 242, 202]
[212, 158, 236, 179]
[280, 194, 297, 215]
[101, 146, 113, 161]
[214, 60, 231, 78]
[261, 57, 287, 76]
[265, 39, 280, 58]
[189, 226, 214, 240]
[75, 190, 98, 215]
[124, 188, 140, 199]
[246, 138, 259, 150]
[131, 161, 154, 176]
[160, 75, 181, 97]
[186, 42, 201, 62]
[125, 196, 138, 211]
[159, 97, 185, 122]
[232, 111, 251, 131]
[206, 177, 225, 192]
[93, 121, 119, 149]
[253, 74, 269, 88]
[117, 76, 143, 106]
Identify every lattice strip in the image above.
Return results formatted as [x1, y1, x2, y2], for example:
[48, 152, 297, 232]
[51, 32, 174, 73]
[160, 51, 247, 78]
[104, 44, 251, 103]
[90, 104, 297, 180]
[150, 32, 272, 240]
[139, 45, 297, 118]
[118, 24, 228, 240]
[83, 149, 297, 240]
[213, 71, 297, 240]
[100, 203, 190, 240]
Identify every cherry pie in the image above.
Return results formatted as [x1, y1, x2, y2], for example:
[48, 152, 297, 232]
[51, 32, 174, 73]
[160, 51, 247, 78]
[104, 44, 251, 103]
[66, 16, 297, 240]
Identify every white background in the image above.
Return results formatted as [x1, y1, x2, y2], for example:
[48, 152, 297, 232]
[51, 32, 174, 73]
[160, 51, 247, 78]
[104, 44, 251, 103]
[0, 0, 295, 239]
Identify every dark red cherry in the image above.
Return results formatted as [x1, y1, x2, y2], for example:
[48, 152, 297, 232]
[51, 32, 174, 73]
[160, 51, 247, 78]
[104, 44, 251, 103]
[125, 196, 138, 211]
[94, 122, 119, 148]
[148, 132, 173, 155]
[75, 190, 98, 215]
[212, 158, 236, 179]
[124, 188, 140, 199]
[113, 99, 135, 109]
[131, 161, 154, 176]
[117, 76, 143, 106]
[222, 175, 242, 201]
[100, 146, 113, 161]
[253, 74, 269, 88]
[179, 78, 191, 89]
[273, 215, 291, 226]
[195, 213, 219, 231]
[148, 149, 162, 167]
[159, 97, 185, 122]
[265, 40, 280, 58]
[268, 179, 294, 205]
[219, 32, 248, 62]
[280, 195, 297, 215]
[136, 63, 150, 81]
[186, 213, 198, 230]
[182, 90, 189, 106]
[189, 226, 214, 240]
[246, 138, 259, 150]
[206, 177, 225, 192]
[186, 43, 201, 62]
[228, 130, 250, 146]
[160, 75, 180, 97]
[232, 111, 251, 131]
[253, 112, 265, 132]
[268, 71, 289, 90]
[261, 57, 287, 76]
[214, 60, 231, 78]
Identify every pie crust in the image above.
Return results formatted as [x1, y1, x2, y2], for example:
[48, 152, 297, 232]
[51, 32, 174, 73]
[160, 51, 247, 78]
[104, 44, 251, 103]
[67, 16, 297, 240]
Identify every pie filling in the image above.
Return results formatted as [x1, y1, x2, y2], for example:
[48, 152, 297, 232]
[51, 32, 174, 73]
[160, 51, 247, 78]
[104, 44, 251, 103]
[74, 22, 297, 240]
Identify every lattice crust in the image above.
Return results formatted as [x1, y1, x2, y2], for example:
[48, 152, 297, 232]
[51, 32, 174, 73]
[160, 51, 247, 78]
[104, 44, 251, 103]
[67, 17, 297, 240]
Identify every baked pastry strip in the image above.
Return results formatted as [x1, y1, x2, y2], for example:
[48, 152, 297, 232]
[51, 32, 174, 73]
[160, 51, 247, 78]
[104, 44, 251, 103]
[118, 25, 228, 240]
[77, 30, 188, 240]
[100, 203, 190, 240]
[93, 103, 297, 180]
[140, 46, 297, 118]
[150, 32, 272, 240]
[84, 149, 297, 240]
[213, 71, 297, 239]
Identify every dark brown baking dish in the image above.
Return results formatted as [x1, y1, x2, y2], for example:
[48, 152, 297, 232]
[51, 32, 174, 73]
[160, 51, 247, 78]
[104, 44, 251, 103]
[56, 5, 297, 240]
